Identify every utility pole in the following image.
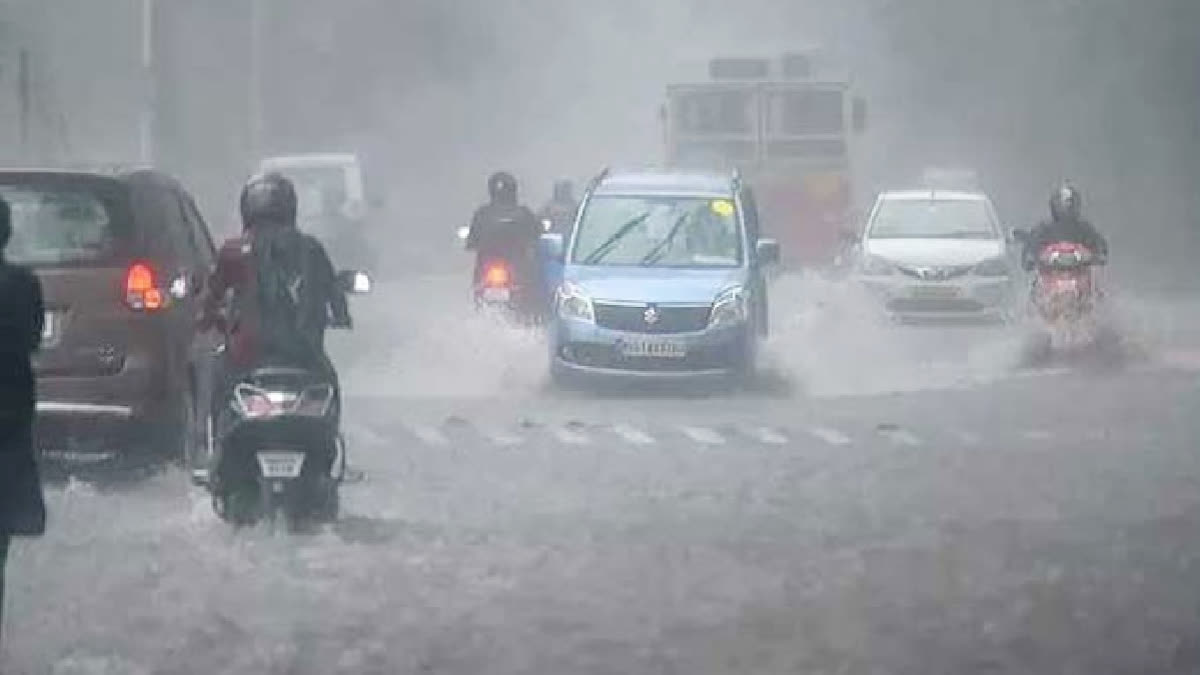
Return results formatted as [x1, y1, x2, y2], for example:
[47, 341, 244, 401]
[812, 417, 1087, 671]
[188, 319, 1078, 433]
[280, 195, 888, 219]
[248, 0, 263, 161]
[17, 47, 29, 161]
[139, 0, 155, 164]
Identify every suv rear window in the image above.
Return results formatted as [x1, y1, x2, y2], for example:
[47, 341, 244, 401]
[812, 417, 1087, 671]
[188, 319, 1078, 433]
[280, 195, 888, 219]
[0, 178, 131, 266]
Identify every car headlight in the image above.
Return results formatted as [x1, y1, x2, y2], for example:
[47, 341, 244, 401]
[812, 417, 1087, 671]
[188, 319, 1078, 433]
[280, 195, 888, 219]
[973, 257, 1010, 277]
[557, 281, 594, 323]
[708, 286, 749, 328]
[859, 254, 895, 276]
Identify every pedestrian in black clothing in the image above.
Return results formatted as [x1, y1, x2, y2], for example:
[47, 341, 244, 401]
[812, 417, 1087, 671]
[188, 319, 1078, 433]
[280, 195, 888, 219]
[0, 195, 47, 649]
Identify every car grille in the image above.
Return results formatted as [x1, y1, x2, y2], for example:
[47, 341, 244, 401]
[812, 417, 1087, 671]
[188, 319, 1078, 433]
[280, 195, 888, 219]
[896, 264, 973, 281]
[592, 303, 711, 334]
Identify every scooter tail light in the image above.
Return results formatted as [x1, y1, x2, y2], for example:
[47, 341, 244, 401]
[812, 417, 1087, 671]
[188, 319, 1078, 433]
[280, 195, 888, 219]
[294, 385, 335, 417]
[483, 263, 512, 288]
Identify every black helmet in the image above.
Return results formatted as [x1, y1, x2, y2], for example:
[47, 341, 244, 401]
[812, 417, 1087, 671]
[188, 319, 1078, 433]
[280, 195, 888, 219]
[552, 179, 574, 202]
[240, 172, 297, 230]
[487, 171, 518, 204]
[1049, 182, 1082, 221]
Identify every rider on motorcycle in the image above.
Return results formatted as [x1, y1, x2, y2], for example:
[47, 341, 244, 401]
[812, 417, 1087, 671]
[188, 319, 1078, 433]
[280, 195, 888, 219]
[466, 171, 544, 303]
[1021, 182, 1109, 270]
[537, 179, 578, 234]
[199, 172, 351, 429]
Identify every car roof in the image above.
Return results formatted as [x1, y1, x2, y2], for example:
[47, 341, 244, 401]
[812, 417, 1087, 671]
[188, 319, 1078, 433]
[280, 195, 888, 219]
[259, 153, 359, 169]
[877, 189, 990, 202]
[593, 169, 735, 198]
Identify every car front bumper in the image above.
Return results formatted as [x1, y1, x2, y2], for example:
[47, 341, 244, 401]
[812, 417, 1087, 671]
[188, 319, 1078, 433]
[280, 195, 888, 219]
[551, 317, 754, 381]
[857, 275, 1014, 321]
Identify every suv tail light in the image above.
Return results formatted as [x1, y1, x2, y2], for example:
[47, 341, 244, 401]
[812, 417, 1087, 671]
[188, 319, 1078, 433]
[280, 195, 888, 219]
[125, 262, 165, 311]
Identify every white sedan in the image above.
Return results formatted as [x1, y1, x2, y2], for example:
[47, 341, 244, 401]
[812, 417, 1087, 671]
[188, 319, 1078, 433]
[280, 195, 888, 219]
[853, 189, 1018, 322]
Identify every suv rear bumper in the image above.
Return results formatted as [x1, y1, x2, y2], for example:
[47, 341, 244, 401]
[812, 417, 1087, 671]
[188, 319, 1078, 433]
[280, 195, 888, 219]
[35, 357, 172, 463]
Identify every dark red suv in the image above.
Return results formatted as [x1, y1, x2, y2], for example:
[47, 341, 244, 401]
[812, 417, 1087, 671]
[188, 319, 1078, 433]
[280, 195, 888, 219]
[2, 168, 220, 468]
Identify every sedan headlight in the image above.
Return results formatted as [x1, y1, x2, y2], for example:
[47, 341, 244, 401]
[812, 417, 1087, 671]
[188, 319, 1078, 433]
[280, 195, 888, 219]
[708, 286, 749, 328]
[859, 254, 896, 276]
[557, 281, 594, 323]
[973, 257, 1010, 277]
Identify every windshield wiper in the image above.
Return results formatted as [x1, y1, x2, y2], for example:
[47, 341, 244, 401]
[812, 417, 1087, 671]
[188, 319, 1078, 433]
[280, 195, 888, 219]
[582, 212, 651, 264]
[639, 213, 690, 266]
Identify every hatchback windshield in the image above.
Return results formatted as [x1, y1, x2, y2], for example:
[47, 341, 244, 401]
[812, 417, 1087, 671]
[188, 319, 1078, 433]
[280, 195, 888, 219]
[869, 198, 997, 239]
[571, 194, 743, 267]
[0, 184, 121, 265]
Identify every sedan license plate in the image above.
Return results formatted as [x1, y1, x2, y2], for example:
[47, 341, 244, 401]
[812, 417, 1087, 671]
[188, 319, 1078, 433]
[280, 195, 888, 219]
[620, 338, 687, 359]
[481, 287, 511, 303]
[256, 451, 306, 479]
[911, 285, 961, 299]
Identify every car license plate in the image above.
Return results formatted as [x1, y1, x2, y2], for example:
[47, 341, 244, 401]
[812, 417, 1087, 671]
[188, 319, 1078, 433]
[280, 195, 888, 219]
[481, 287, 511, 303]
[912, 285, 961, 299]
[256, 451, 305, 479]
[620, 338, 687, 359]
[42, 312, 56, 341]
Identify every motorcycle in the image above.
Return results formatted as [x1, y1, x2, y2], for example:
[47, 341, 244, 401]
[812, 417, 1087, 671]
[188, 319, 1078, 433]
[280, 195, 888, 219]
[205, 270, 371, 533]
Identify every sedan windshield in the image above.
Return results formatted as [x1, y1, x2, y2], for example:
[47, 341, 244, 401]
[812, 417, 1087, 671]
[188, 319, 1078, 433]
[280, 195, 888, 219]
[869, 198, 998, 239]
[571, 195, 742, 267]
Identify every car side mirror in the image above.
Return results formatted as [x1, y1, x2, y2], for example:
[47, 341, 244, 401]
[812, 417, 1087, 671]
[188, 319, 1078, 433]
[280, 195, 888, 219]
[337, 270, 372, 294]
[540, 232, 565, 262]
[756, 238, 781, 265]
[838, 227, 860, 245]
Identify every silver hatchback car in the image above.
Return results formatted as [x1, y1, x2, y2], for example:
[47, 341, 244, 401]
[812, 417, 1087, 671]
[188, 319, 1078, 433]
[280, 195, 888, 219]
[854, 190, 1017, 321]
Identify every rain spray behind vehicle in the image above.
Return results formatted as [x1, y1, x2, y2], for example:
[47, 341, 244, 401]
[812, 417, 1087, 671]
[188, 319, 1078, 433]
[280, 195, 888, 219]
[660, 50, 867, 269]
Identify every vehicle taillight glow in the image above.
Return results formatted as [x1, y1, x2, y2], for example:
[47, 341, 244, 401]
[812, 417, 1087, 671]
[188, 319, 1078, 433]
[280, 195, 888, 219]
[125, 262, 165, 311]
[483, 263, 511, 288]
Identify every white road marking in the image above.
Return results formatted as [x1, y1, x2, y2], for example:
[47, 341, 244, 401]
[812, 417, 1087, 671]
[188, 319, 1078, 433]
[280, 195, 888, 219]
[806, 426, 852, 446]
[481, 428, 524, 446]
[954, 430, 982, 446]
[612, 424, 656, 445]
[882, 429, 923, 447]
[681, 426, 725, 445]
[749, 426, 789, 445]
[408, 424, 449, 446]
[554, 427, 591, 445]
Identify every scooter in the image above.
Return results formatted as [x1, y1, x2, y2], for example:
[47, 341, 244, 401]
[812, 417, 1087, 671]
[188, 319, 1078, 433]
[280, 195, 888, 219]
[204, 270, 371, 533]
[457, 225, 547, 326]
[1024, 240, 1109, 359]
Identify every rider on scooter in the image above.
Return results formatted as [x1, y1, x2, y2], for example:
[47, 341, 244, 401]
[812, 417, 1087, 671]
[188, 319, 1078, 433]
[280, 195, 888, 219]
[1021, 182, 1108, 271]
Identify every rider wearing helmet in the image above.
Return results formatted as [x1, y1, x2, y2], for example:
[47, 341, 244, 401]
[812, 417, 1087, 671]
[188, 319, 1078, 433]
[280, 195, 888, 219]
[199, 173, 351, 457]
[537, 179, 579, 235]
[1021, 182, 1108, 270]
[465, 171, 544, 304]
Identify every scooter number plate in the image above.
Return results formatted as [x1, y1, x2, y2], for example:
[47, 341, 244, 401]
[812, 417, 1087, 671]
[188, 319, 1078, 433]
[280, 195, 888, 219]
[256, 451, 306, 479]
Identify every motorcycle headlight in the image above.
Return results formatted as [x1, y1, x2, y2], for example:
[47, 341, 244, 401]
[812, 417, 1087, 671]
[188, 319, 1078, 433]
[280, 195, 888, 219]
[859, 254, 896, 276]
[708, 286, 749, 328]
[973, 257, 1010, 277]
[557, 281, 594, 323]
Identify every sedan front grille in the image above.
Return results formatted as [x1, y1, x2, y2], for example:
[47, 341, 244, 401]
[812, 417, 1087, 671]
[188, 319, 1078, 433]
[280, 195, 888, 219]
[896, 264, 973, 281]
[593, 303, 711, 334]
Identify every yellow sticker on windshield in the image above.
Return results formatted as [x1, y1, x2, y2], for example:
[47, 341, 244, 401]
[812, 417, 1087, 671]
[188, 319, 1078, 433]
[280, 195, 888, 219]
[710, 199, 734, 217]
